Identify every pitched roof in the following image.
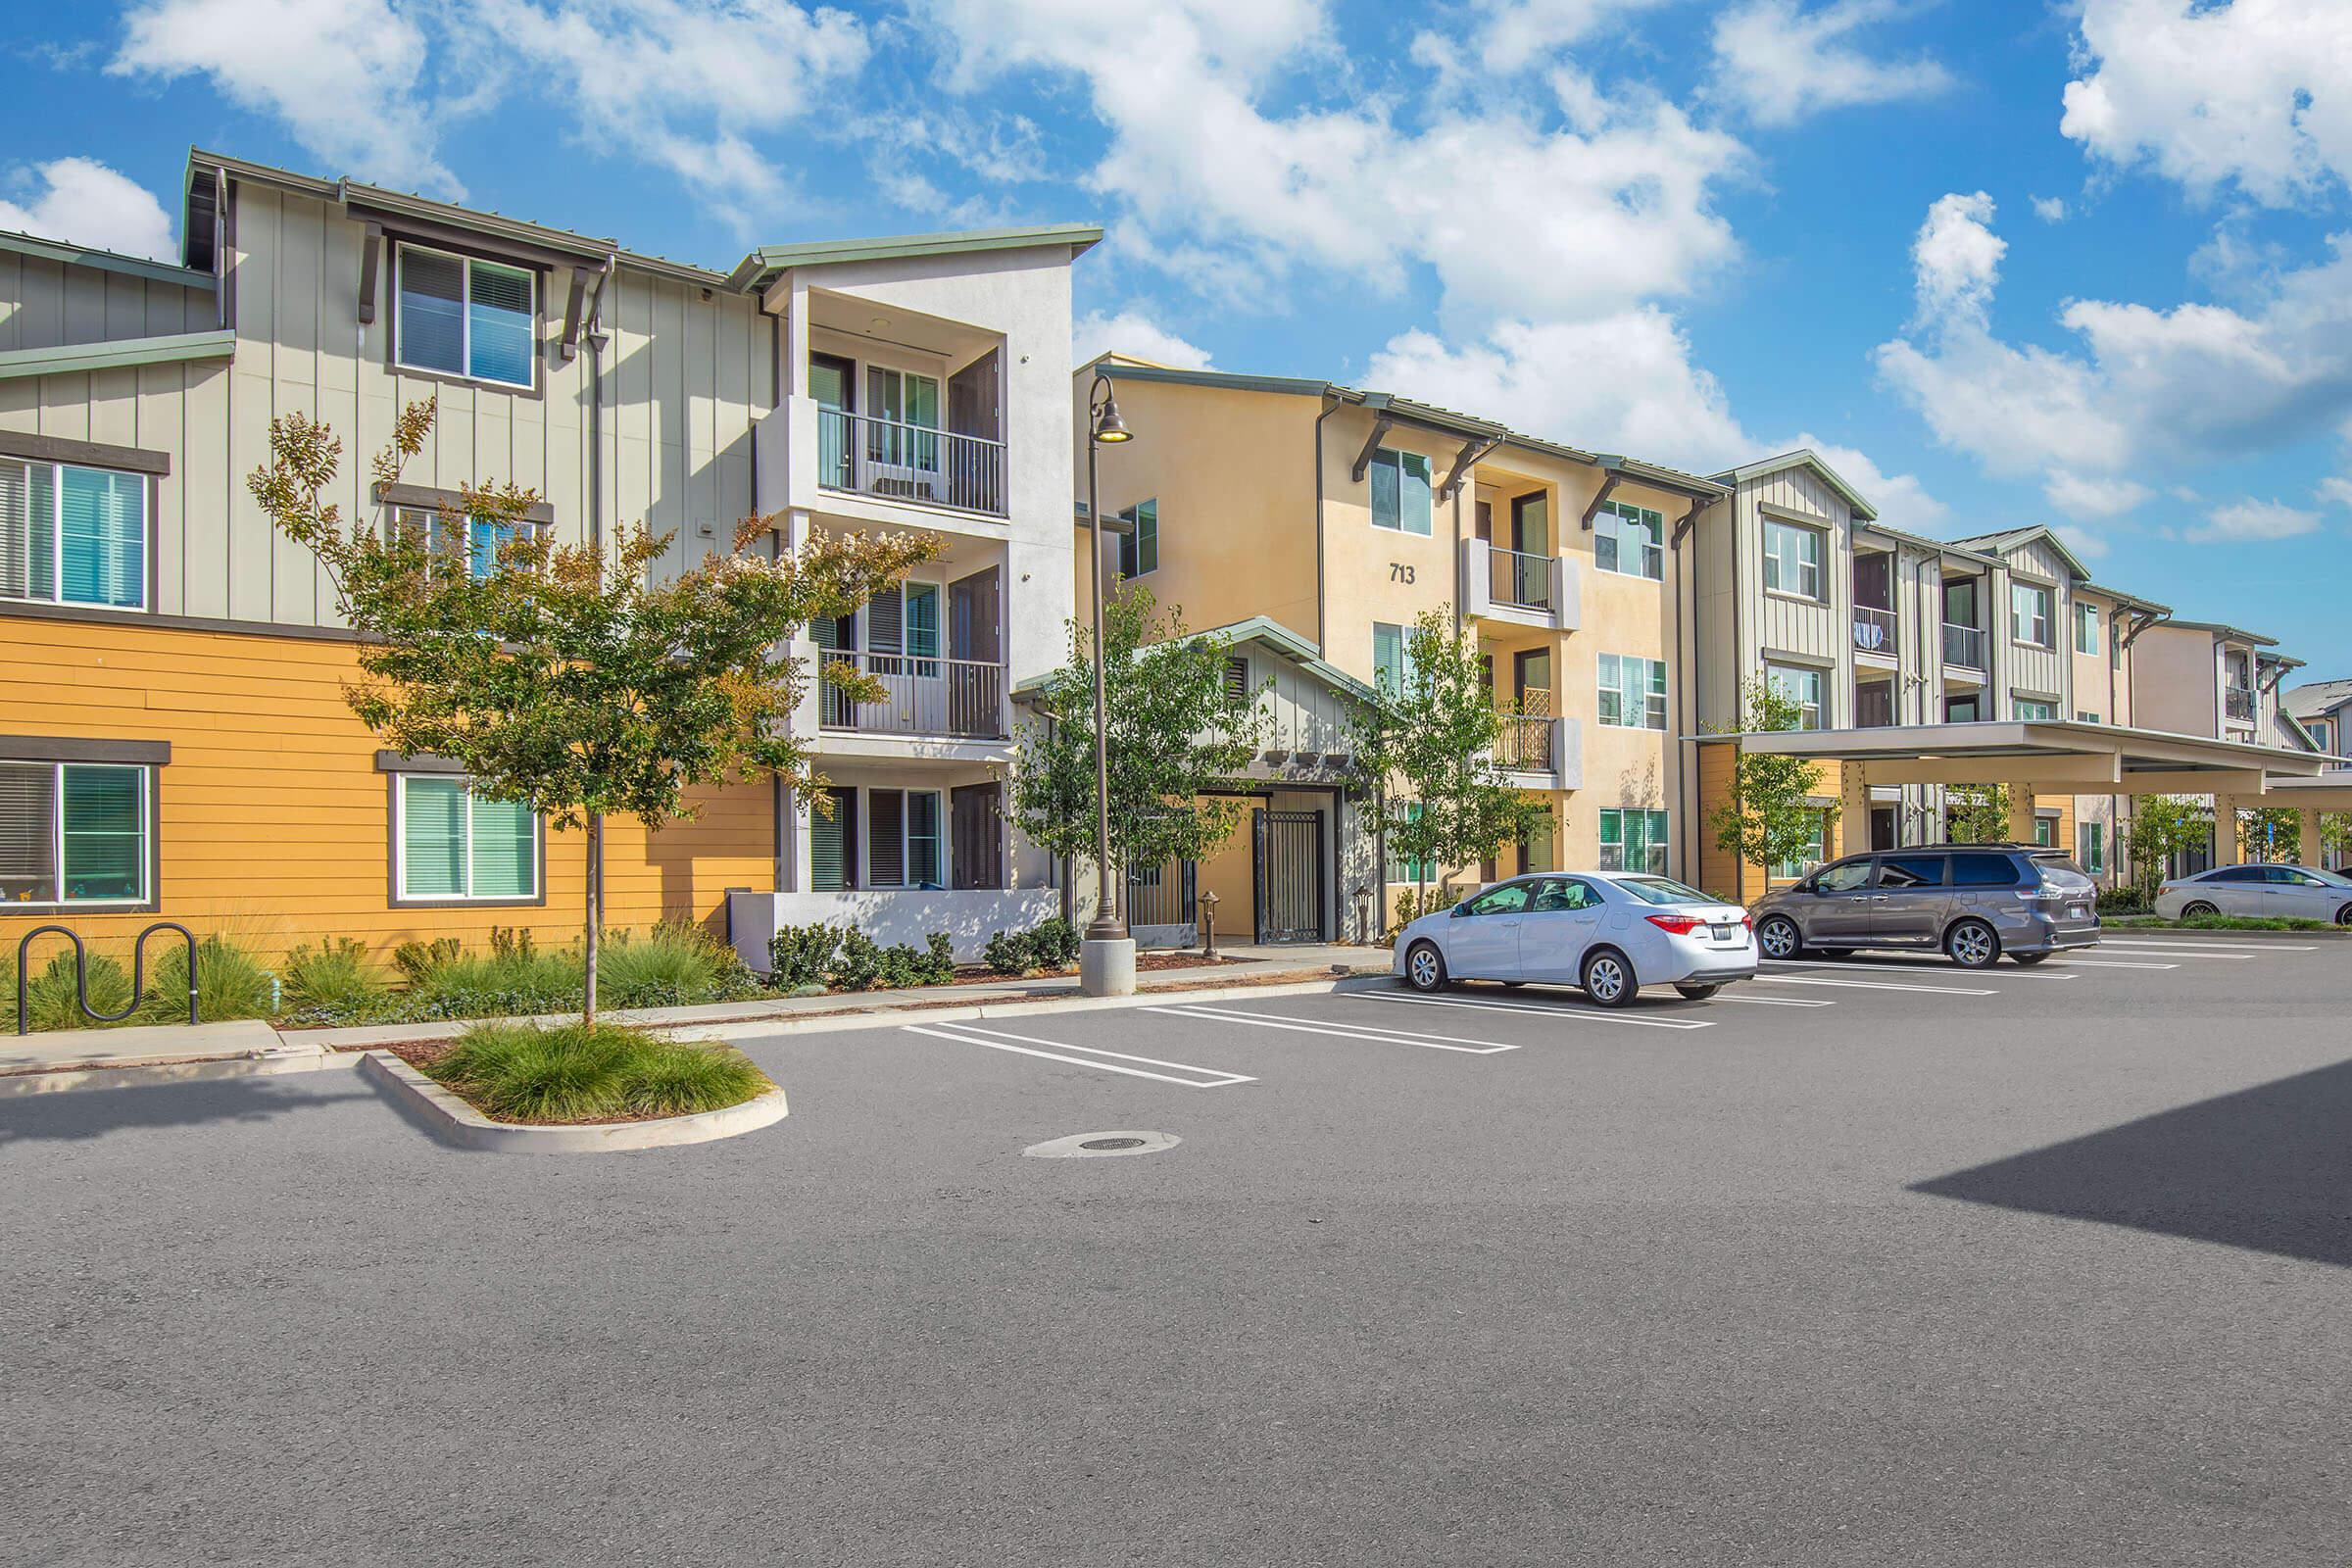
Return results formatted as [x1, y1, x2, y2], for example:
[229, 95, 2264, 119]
[726, 223, 1103, 293]
[2286, 677, 2352, 718]
[1711, 449, 1879, 521]
[2160, 618, 2279, 647]
[1945, 524, 2094, 581]
[1012, 613, 1373, 703]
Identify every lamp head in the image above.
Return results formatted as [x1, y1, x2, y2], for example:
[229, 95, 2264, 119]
[1093, 396, 1133, 444]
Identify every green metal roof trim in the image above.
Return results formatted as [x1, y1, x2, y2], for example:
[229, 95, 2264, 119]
[1012, 613, 1374, 704]
[728, 223, 1103, 291]
[1089, 359, 1336, 398]
[1712, 449, 1879, 520]
[1946, 524, 2093, 582]
[0, 328, 237, 382]
[2080, 580, 2171, 614]
[1593, 453, 1732, 500]
[1851, 519, 2003, 565]
[2158, 618, 2279, 647]
[0, 228, 216, 292]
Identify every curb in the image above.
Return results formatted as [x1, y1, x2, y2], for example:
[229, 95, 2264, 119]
[357, 1051, 790, 1153]
[2102, 925, 2352, 942]
[0, 1042, 348, 1098]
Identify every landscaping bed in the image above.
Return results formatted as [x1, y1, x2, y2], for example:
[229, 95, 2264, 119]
[392, 1020, 773, 1126]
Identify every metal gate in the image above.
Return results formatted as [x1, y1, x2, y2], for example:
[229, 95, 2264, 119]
[1253, 809, 1325, 944]
[1126, 858, 1197, 928]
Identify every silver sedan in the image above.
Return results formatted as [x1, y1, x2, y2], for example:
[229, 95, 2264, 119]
[2155, 863, 2352, 924]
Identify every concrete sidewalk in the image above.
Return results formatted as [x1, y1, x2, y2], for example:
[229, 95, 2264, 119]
[1, 942, 1394, 1094]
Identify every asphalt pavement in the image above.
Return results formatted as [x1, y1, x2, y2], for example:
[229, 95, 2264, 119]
[2, 933, 2346, 1566]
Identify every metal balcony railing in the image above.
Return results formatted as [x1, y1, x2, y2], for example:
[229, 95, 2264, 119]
[1488, 546, 1551, 612]
[2225, 686, 2256, 723]
[1941, 621, 1986, 670]
[1495, 714, 1556, 773]
[819, 651, 1006, 738]
[815, 408, 1007, 517]
[1852, 605, 1896, 655]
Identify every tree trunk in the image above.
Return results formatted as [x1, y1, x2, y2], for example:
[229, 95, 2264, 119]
[584, 813, 604, 1024]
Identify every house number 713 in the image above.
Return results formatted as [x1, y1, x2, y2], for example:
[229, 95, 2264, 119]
[1389, 563, 1415, 584]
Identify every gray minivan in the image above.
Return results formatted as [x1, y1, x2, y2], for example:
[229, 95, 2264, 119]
[1750, 845, 2100, 969]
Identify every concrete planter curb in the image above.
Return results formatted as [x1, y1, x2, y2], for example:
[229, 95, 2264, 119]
[357, 1051, 789, 1153]
[2104, 924, 2352, 942]
[0, 1042, 351, 1098]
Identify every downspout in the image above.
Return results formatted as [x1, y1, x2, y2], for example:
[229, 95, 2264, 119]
[1313, 395, 1340, 655]
[1673, 512, 1690, 878]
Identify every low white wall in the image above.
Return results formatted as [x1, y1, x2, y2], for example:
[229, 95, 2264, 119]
[729, 889, 1062, 971]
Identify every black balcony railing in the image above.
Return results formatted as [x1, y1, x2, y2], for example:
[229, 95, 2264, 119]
[1488, 546, 1551, 612]
[816, 408, 1007, 516]
[1941, 621, 1986, 670]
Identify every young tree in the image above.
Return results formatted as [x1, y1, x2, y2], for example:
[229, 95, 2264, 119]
[251, 399, 935, 1019]
[1708, 677, 1835, 887]
[1350, 609, 1547, 907]
[1005, 585, 1269, 897]
[2322, 811, 2352, 868]
[1944, 784, 2014, 845]
[2234, 805, 2302, 862]
[2126, 795, 2212, 902]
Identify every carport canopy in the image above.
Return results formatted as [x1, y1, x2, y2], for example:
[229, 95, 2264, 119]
[1692, 719, 2330, 799]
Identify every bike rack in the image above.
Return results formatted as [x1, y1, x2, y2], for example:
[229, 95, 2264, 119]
[15, 922, 198, 1036]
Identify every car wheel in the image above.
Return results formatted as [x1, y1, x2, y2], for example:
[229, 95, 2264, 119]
[2010, 952, 2050, 966]
[1674, 982, 1722, 1001]
[1945, 918, 1999, 970]
[1755, 914, 1801, 960]
[2336, 904, 2352, 927]
[1582, 947, 1638, 1007]
[1403, 941, 1448, 993]
[2180, 900, 2219, 919]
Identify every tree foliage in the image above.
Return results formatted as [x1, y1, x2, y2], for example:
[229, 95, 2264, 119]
[2233, 805, 2302, 863]
[251, 398, 935, 1016]
[1350, 608, 1548, 898]
[1004, 585, 1269, 881]
[1945, 783, 2014, 845]
[1708, 677, 1834, 881]
[2127, 795, 2212, 900]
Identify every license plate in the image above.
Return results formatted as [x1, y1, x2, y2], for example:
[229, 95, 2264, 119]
[2068, 906, 2087, 919]
[1710, 923, 1739, 941]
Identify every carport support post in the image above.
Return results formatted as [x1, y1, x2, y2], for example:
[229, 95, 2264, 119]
[2296, 807, 2323, 867]
[2005, 784, 2037, 844]
[1838, 762, 1870, 856]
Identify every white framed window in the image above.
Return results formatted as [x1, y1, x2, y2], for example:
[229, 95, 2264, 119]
[1769, 809, 1827, 882]
[2014, 698, 2058, 720]
[1370, 448, 1433, 535]
[2075, 602, 2100, 655]
[2010, 581, 2052, 647]
[2076, 710, 2100, 724]
[394, 774, 538, 902]
[1373, 621, 1414, 696]
[2078, 820, 2106, 874]
[1387, 800, 1429, 885]
[391, 506, 531, 581]
[1766, 662, 1825, 729]
[1117, 498, 1158, 577]
[867, 788, 943, 888]
[1762, 519, 1823, 600]
[1594, 501, 1663, 580]
[0, 760, 150, 906]
[1599, 808, 1670, 875]
[1597, 653, 1667, 730]
[396, 245, 537, 388]
[1, 458, 146, 611]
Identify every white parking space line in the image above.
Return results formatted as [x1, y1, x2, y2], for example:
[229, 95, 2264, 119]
[1350, 991, 1717, 1031]
[904, 1023, 1254, 1089]
[1146, 1004, 1520, 1054]
[1762, 957, 2076, 981]
[2042, 957, 2180, 970]
[1756, 974, 1999, 997]
[1706, 993, 1837, 1007]
[2093, 943, 2268, 957]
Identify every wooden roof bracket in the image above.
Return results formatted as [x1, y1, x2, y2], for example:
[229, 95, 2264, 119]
[1349, 414, 1396, 483]
[1580, 471, 1623, 531]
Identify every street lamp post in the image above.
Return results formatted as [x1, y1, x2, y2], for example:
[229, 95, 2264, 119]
[1080, 372, 1136, 997]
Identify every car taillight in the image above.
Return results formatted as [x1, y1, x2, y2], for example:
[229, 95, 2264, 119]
[1647, 914, 1707, 936]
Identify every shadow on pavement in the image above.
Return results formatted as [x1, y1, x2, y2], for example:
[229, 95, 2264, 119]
[0, 1075, 376, 1145]
[1912, 1057, 2352, 1268]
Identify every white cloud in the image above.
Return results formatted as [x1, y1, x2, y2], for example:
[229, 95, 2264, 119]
[2053, 523, 2110, 561]
[1448, 0, 1670, 74]
[2031, 194, 2068, 222]
[1785, 433, 1947, 526]
[2061, 0, 2352, 206]
[1073, 310, 1214, 369]
[0, 158, 175, 262]
[2184, 498, 2322, 543]
[1908, 190, 2004, 323]
[1709, 0, 1953, 127]
[2043, 470, 2153, 518]
[2320, 475, 2352, 508]
[113, 0, 461, 198]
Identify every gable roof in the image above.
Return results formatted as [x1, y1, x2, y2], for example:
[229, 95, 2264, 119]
[2160, 618, 2279, 648]
[726, 223, 1103, 293]
[2286, 678, 2352, 718]
[1711, 449, 1879, 521]
[1011, 613, 1373, 703]
[1946, 524, 2093, 581]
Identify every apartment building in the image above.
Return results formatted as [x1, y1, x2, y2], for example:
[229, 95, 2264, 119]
[1071, 357, 1727, 935]
[1, 149, 1095, 964]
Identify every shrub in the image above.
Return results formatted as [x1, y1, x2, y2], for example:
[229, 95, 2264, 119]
[919, 932, 956, 986]
[12, 949, 134, 1032]
[134, 933, 277, 1025]
[399, 945, 584, 1021]
[392, 936, 463, 984]
[769, 923, 841, 990]
[2095, 886, 2149, 915]
[599, 924, 759, 1009]
[832, 928, 886, 991]
[983, 927, 1033, 976]
[280, 938, 393, 1024]
[983, 918, 1080, 976]
[428, 1020, 768, 1122]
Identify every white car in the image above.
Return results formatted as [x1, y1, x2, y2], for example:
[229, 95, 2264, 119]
[1392, 871, 1757, 1006]
[2155, 863, 2352, 925]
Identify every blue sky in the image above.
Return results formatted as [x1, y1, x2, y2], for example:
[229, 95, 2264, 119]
[4, 0, 2348, 675]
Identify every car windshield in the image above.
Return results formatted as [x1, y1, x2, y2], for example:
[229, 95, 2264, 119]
[1616, 876, 1714, 906]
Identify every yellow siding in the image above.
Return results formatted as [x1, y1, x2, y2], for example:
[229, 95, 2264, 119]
[2, 617, 772, 964]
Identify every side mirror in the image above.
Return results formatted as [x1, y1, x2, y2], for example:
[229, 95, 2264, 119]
[1449, 904, 1470, 918]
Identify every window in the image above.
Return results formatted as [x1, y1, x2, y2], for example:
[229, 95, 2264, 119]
[0, 761, 149, 906]
[1370, 448, 1433, 535]
[1, 459, 145, 611]
[1597, 653, 1667, 730]
[1223, 655, 1251, 707]
[1532, 877, 1604, 911]
[1762, 520, 1823, 599]
[1116, 498, 1158, 577]
[392, 506, 529, 581]
[811, 786, 856, 892]
[2075, 603, 2100, 655]
[2033, 816, 2055, 848]
[2010, 581, 2052, 647]
[1373, 621, 1414, 695]
[1770, 810, 1827, 881]
[1767, 662, 1825, 729]
[1594, 501, 1664, 581]
[1950, 852, 2015, 887]
[2076, 710, 2100, 724]
[1599, 808, 1671, 875]
[2078, 821, 2105, 875]
[396, 245, 536, 388]
[1946, 695, 1981, 723]
[1878, 854, 1945, 888]
[1461, 880, 1533, 916]
[2014, 698, 2057, 720]
[2311, 719, 2332, 751]
[867, 788, 943, 888]
[1386, 802, 1429, 885]
[394, 775, 537, 902]
[865, 581, 942, 668]
[1815, 858, 1872, 893]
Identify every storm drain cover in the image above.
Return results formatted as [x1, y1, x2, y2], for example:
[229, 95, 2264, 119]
[1023, 1130, 1181, 1159]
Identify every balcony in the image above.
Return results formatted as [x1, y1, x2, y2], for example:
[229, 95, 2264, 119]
[2225, 685, 2256, 724]
[1942, 621, 1986, 672]
[1493, 713, 1583, 791]
[816, 409, 1007, 518]
[1462, 539, 1579, 631]
[1852, 606, 1897, 658]
[819, 651, 1006, 739]
[1489, 546, 1551, 613]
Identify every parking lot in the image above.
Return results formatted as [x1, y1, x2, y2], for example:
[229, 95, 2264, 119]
[4, 933, 2347, 1566]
